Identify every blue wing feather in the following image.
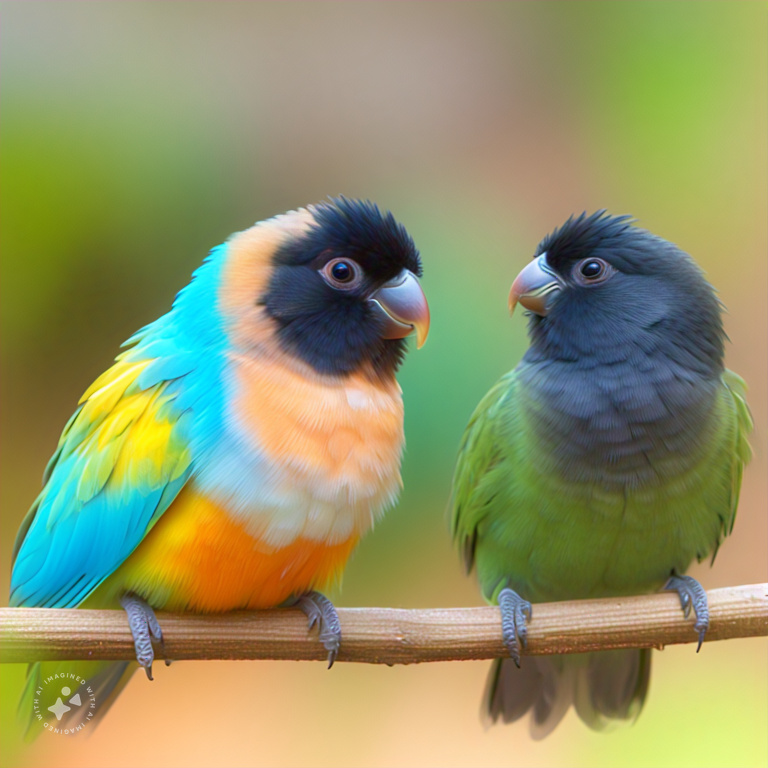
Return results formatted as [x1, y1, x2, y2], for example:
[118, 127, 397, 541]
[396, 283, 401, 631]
[10, 246, 229, 608]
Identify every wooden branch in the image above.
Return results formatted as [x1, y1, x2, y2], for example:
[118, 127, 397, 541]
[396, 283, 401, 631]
[1, 584, 765, 665]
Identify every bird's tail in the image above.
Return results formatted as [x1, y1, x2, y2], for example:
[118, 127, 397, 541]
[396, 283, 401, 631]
[484, 649, 651, 739]
[18, 660, 135, 740]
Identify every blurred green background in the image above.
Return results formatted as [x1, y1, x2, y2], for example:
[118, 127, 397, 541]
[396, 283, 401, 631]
[1, 2, 766, 767]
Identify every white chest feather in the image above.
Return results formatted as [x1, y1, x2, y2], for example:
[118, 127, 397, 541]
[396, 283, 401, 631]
[197, 356, 405, 547]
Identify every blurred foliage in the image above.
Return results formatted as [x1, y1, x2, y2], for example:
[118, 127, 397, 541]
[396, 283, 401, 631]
[1, 3, 766, 767]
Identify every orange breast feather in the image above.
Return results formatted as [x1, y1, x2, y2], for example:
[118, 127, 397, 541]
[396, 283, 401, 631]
[103, 487, 358, 611]
[99, 359, 403, 612]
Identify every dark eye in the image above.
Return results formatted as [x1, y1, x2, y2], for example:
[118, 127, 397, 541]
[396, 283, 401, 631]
[580, 260, 604, 278]
[321, 258, 363, 290]
[331, 261, 353, 282]
[574, 257, 614, 285]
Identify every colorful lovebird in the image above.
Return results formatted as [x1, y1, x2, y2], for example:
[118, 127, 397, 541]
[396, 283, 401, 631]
[450, 212, 751, 737]
[11, 197, 430, 732]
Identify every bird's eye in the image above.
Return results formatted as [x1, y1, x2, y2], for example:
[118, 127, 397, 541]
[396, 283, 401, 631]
[574, 258, 614, 285]
[581, 261, 603, 278]
[331, 262, 353, 281]
[321, 258, 363, 290]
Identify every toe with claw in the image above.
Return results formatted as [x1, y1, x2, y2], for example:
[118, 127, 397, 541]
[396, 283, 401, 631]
[120, 593, 168, 679]
[664, 574, 710, 652]
[297, 591, 342, 668]
[498, 587, 532, 668]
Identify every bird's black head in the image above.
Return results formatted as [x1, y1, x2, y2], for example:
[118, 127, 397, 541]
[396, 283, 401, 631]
[512, 211, 724, 374]
[262, 197, 429, 379]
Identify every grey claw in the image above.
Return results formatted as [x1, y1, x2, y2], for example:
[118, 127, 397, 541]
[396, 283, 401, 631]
[297, 591, 342, 668]
[121, 593, 166, 677]
[499, 588, 532, 668]
[664, 574, 710, 652]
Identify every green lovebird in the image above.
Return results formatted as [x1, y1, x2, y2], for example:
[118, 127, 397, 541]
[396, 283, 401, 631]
[450, 211, 752, 737]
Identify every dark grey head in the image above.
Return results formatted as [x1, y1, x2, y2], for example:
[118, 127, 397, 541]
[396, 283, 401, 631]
[509, 211, 724, 375]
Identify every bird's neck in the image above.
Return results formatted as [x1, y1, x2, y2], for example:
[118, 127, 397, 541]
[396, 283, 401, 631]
[526, 300, 725, 378]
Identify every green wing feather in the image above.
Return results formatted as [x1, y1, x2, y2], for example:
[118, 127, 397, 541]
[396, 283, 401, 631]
[450, 371, 519, 576]
[720, 368, 753, 537]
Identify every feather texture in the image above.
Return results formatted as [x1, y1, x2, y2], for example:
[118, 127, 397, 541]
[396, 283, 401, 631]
[11, 199, 426, 736]
[451, 212, 752, 735]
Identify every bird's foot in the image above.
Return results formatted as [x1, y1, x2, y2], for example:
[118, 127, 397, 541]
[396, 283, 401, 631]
[296, 591, 342, 668]
[498, 588, 532, 668]
[664, 574, 709, 652]
[120, 593, 170, 679]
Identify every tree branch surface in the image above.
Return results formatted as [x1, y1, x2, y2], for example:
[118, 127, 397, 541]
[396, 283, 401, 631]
[1, 584, 765, 665]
